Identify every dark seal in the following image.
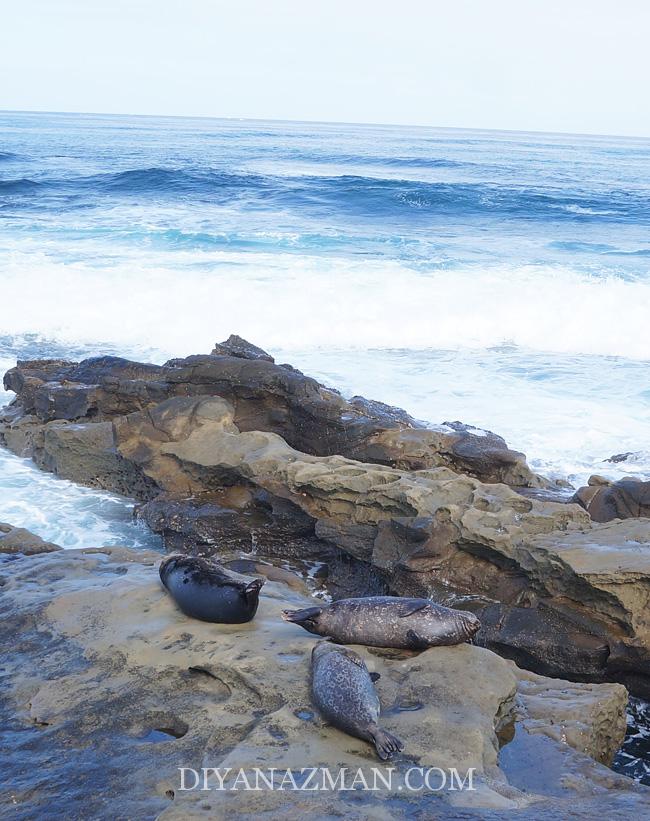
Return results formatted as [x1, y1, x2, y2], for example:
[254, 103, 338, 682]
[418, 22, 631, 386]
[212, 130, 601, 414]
[311, 642, 403, 760]
[283, 595, 480, 649]
[159, 554, 264, 624]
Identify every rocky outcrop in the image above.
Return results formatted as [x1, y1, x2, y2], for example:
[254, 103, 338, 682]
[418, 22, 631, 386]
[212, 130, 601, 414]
[0, 547, 645, 819]
[5, 390, 650, 695]
[2, 344, 650, 698]
[0, 522, 61, 554]
[1, 338, 544, 487]
[572, 475, 650, 522]
[515, 667, 628, 765]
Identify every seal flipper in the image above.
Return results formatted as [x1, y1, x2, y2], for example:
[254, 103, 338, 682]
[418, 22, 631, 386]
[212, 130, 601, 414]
[281, 606, 322, 623]
[406, 629, 431, 650]
[369, 725, 404, 760]
[244, 578, 265, 596]
[397, 599, 431, 617]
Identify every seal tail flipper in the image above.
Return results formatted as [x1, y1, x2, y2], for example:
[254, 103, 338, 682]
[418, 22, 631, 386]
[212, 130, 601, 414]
[243, 578, 265, 604]
[281, 606, 322, 623]
[370, 726, 404, 760]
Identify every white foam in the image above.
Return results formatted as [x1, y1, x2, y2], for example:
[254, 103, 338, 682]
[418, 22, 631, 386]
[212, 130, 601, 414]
[0, 239, 649, 361]
[0, 358, 159, 549]
[279, 347, 650, 490]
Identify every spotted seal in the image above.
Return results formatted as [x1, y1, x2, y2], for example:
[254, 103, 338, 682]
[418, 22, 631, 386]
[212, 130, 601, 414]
[159, 554, 264, 623]
[311, 642, 403, 760]
[283, 595, 480, 649]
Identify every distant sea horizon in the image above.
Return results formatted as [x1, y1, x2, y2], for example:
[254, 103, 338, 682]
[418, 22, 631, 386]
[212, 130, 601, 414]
[4, 107, 650, 141]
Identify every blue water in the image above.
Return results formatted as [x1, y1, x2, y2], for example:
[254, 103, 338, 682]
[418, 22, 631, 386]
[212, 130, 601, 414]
[1, 110, 650, 544]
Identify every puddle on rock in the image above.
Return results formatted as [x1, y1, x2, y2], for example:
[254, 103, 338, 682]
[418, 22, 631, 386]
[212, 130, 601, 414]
[498, 725, 571, 797]
[277, 653, 303, 663]
[389, 701, 424, 714]
[136, 725, 187, 744]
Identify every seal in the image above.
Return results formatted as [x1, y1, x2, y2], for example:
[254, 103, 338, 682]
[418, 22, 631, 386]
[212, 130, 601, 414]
[283, 595, 480, 649]
[159, 554, 264, 623]
[311, 642, 403, 760]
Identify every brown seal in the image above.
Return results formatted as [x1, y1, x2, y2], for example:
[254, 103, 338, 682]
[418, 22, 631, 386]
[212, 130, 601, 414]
[283, 595, 480, 649]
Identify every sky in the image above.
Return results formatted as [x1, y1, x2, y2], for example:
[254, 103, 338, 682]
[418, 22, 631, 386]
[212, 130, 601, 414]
[1, 0, 650, 136]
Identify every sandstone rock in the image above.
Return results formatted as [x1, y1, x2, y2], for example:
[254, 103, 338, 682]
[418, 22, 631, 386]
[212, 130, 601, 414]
[5, 391, 650, 695]
[515, 667, 628, 764]
[0, 547, 645, 819]
[4, 349, 650, 698]
[46, 394, 645, 696]
[0, 522, 61, 554]
[572, 476, 650, 522]
[2, 342, 543, 486]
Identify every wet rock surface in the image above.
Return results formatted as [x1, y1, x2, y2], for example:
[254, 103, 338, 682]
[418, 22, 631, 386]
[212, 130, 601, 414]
[0, 547, 647, 820]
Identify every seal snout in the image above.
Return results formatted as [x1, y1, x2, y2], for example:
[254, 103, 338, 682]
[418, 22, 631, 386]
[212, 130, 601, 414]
[462, 612, 482, 640]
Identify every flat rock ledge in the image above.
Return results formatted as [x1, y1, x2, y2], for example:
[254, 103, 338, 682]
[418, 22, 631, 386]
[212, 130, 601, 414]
[1, 342, 650, 698]
[0, 547, 645, 820]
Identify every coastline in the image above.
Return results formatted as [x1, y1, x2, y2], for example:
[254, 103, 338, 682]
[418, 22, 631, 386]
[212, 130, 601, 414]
[1, 336, 650, 815]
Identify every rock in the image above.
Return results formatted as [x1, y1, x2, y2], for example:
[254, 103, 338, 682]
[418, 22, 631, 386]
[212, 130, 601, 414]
[0, 522, 61, 554]
[608, 453, 636, 464]
[2, 342, 544, 487]
[40, 420, 158, 498]
[4, 389, 650, 695]
[515, 667, 628, 765]
[0, 547, 646, 819]
[572, 477, 650, 522]
[4, 346, 650, 696]
[34, 394, 646, 695]
[210, 334, 275, 362]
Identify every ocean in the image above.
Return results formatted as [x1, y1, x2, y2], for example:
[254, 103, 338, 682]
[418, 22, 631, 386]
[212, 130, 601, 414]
[1, 110, 649, 546]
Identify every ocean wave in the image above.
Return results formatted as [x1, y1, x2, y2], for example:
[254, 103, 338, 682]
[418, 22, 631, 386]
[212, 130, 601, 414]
[0, 252, 648, 360]
[549, 240, 650, 257]
[276, 150, 468, 169]
[0, 178, 43, 194]
[87, 166, 266, 195]
[2, 165, 648, 225]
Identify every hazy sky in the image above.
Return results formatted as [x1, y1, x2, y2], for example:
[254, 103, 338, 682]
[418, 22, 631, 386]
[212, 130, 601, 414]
[2, 0, 649, 136]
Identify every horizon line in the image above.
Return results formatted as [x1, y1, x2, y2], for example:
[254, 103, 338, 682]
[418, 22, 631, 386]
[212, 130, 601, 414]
[1, 107, 649, 143]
